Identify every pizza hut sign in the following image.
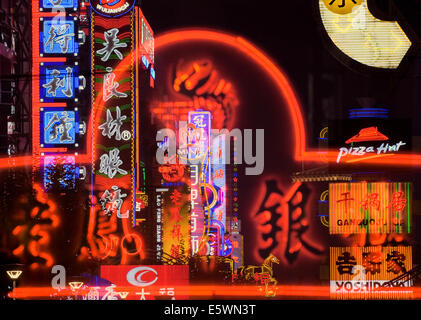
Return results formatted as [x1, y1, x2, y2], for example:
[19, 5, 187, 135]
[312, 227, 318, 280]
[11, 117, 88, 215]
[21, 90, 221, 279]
[336, 127, 407, 163]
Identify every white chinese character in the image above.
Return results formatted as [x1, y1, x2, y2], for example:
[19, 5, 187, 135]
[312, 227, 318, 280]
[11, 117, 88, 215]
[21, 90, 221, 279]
[45, 24, 75, 54]
[102, 285, 119, 300]
[135, 288, 150, 300]
[99, 148, 128, 179]
[98, 106, 127, 140]
[97, 28, 127, 62]
[99, 186, 129, 218]
[103, 67, 128, 102]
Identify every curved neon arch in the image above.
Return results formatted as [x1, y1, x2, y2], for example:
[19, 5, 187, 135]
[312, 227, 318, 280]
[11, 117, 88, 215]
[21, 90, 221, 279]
[154, 28, 308, 162]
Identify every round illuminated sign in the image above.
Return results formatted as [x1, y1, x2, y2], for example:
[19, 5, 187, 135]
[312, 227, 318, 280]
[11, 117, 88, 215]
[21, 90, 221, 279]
[322, 0, 362, 15]
[89, 0, 135, 17]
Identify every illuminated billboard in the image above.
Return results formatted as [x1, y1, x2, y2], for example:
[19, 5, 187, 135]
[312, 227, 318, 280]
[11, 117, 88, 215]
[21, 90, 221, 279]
[100, 265, 189, 300]
[317, 0, 412, 69]
[140, 14, 154, 64]
[90, 0, 136, 18]
[328, 118, 411, 165]
[40, 108, 79, 146]
[329, 182, 412, 234]
[41, 17, 78, 56]
[40, 63, 82, 101]
[42, 154, 77, 190]
[92, 12, 134, 219]
[41, 0, 78, 10]
[330, 246, 413, 300]
[161, 167, 191, 263]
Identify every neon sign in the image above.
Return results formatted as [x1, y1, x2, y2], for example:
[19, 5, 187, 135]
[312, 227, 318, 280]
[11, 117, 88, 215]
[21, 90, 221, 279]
[330, 246, 413, 300]
[40, 63, 80, 101]
[336, 127, 407, 163]
[89, 0, 135, 18]
[329, 182, 412, 235]
[41, 109, 78, 146]
[100, 265, 189, 300]
[41, 17, 78, 55]
[43, 155, 77, 190]
[317, 0, 413, 70]
[41, 0, 79, 10]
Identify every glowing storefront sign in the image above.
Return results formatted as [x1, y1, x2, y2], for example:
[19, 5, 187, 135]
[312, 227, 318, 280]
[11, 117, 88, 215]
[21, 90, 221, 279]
[41, 17, 78, 55]
[89, 0, 135, 18]
[41, 109, 78, 145]
[100, 265, 189, 300]
[318, 0, 412, 69]
[329, 182, 412, 235]
[87, 4, 145, 264]
[43, 155, 77, 190]
[328, 119, 411, 165]
[33, 4, 84, 194]
[140, 15, 154, 64]
[336, 126, 407, 163]
[161, 171, 191, 263]
[41, 0, 79, 10]
[187, 111, 211, 256]
[92, 12, 134, 212]
[330, 246, 413, 300]
[40, 63, 80, 101]
[209, 133, 227, 256]
[190, 164, 204, 255]
[187, 111, 211, 180]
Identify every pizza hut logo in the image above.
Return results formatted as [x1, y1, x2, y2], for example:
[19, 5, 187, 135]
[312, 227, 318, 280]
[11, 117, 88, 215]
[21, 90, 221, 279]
[126, 266, 158, 287]
[90, 0, 135, 17]
[345, 127, 389, 144]
[336, 127, 406, 163]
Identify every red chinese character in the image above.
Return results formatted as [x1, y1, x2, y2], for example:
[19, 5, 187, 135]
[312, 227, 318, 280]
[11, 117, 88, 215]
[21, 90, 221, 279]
[389, 192, 407, 211]
[360, 193, 380, 211]
[386, 251, 407, 275]
[170, 190, 182, 206]
[214, 169, 224, 179]
[254, 273, 270, 285]
[170, 244, 180, 258]
[337, 192, 354, 215]
[169, 207, 182, 223]
[362, 252, 382, 275]
[170, 224, 181, 241]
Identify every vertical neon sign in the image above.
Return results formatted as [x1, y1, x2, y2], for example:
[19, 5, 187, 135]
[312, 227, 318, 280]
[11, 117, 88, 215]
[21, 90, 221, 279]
[89, 0, 142, 263]
[33, 1, 83, 190]
[188, 111, 211, 256]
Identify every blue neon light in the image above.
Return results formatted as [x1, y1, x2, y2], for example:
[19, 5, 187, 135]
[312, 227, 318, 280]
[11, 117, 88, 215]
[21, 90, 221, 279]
[41, 0, 78, 9]
[40, 64, 79, 100]
[42, 18, 78, 55]
[42, 110, 77, 145]
[43, 155, 77, 190]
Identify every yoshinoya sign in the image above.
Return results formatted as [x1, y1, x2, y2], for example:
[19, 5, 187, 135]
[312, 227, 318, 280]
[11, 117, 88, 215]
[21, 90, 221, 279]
[89, 0, 135, 17]
[330, 246, 413, 300]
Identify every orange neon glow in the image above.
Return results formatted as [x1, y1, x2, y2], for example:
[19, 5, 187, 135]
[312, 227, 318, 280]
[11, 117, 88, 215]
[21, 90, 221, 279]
[10, 284, 421, 300]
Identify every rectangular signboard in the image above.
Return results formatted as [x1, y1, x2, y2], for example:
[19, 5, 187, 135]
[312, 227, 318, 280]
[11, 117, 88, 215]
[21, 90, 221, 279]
[329, 182, 412, 234]
[100, 265, 189, 300]
[330, 246, 413, 300]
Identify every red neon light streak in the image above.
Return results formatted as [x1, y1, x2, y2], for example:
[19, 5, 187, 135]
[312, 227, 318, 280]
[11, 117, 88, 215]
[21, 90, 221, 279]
[10, 284, 421, 299]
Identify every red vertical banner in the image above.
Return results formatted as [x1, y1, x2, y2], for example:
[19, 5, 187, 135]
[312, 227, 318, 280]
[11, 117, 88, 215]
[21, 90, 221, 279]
[88, 10, 142, 264]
